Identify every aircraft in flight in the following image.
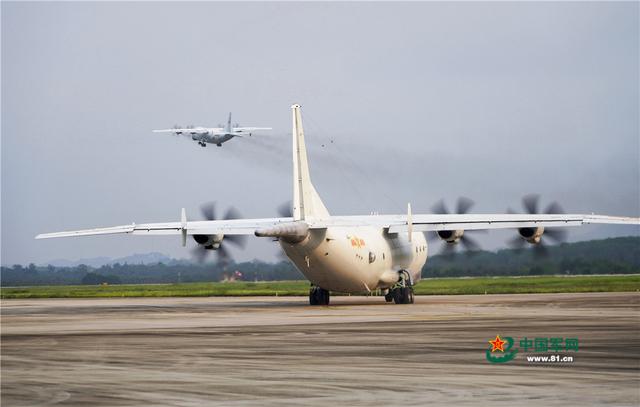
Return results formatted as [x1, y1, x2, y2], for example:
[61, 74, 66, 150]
[153, 113, 271, 147]
[38, 104, 639, 305]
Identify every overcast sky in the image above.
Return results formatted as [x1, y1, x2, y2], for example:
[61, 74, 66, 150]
[2, 1, 638, 266]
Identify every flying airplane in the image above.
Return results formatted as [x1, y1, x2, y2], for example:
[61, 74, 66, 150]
[153, 113, 271, 147]
[38, 104, 639, 305]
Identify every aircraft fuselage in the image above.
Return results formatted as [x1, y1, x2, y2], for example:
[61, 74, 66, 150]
[192, 132, 236, 146]
[281, 226, 428, 293]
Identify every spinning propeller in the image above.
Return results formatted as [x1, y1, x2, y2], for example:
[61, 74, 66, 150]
[507, 194, 568, 257]
[429, 197, 483, 256]
[191, 202, 247, 265]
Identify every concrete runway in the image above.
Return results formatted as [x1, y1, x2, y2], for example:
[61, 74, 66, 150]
[2, 293, 639, 406]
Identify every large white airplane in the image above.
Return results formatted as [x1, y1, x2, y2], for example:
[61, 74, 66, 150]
[38, 104, 639, 305]
[153, 112, 271, 147]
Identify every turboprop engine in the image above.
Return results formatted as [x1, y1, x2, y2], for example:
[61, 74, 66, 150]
[193, 233, 223, 249]
[437, 229, 465, 243]
[507, 194, 569, 257]
[255, 222, 309, 244]
[430, 197, 482, 255]
[189, 202, 248, 264]
[517, 226, 545, 244]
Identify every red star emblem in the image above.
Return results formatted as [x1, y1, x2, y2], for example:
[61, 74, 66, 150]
[489, 335, 506, 352]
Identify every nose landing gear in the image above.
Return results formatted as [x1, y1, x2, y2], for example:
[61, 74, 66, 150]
[309, 285, 330, 306]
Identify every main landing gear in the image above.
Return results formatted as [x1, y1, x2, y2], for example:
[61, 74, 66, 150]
[198, 141, 207, 147]
[384, 270, 415, 304]
[309, 285, 330, 306]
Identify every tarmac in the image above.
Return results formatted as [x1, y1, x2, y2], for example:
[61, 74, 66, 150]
[2, 292, 639, 406]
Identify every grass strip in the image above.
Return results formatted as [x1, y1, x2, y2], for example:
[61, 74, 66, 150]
[1, 275, 638, 299]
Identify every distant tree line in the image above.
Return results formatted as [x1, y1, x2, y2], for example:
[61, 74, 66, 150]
[1, 237, 638, 287]
[424, 236, 639, 278]
[1, 259, 304, 287]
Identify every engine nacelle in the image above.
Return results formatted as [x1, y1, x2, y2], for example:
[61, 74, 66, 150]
[518, 226, 544, 244]
[193, 234, 224, 249]
[437, 229, 464, 244]
[255, 222, 309, 244]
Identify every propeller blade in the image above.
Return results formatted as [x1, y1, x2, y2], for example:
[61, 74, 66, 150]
[225, 234, 248, 249]
[460, 234, 481, 252]
[200, 202, 217, 221]
[277, 201, 293, 218]
[544, 201, 565, 215]
[432, 199, 449, 215]
[224, 206, 241, 220]
[216, 245, 231, 266]
[456, 197, 475, 215]
[544, 228, 568, 244]
[522, 194, 540, 214]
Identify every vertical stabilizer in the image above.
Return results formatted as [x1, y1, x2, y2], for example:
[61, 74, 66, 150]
[226, 112, 232, 133]
[291, 104, 330, 221]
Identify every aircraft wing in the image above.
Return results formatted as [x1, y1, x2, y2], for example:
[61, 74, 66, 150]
[36, 217, 294, 239]
[233, 127, 272, 133]
[313, 213, 640, 233]
[37, 212, 638, 240]
[152, 128, 223, 134]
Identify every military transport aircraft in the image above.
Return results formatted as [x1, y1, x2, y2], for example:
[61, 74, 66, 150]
[38, 104, 639, 305]
[153, 113, 271, 147]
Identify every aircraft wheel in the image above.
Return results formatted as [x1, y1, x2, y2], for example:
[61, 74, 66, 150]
[406, 288, 415, 304]
[392, 288, 403, 304]
[400, 287, 414, 304]
[309, 287, 330, 306]
[309, 288, 319, 306]
[319, 288, 330, 305]
[392, 287, 414, 304]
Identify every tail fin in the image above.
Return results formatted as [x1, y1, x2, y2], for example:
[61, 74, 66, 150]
[226, 112, 232, 132]
[291, 104, 330, 221]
